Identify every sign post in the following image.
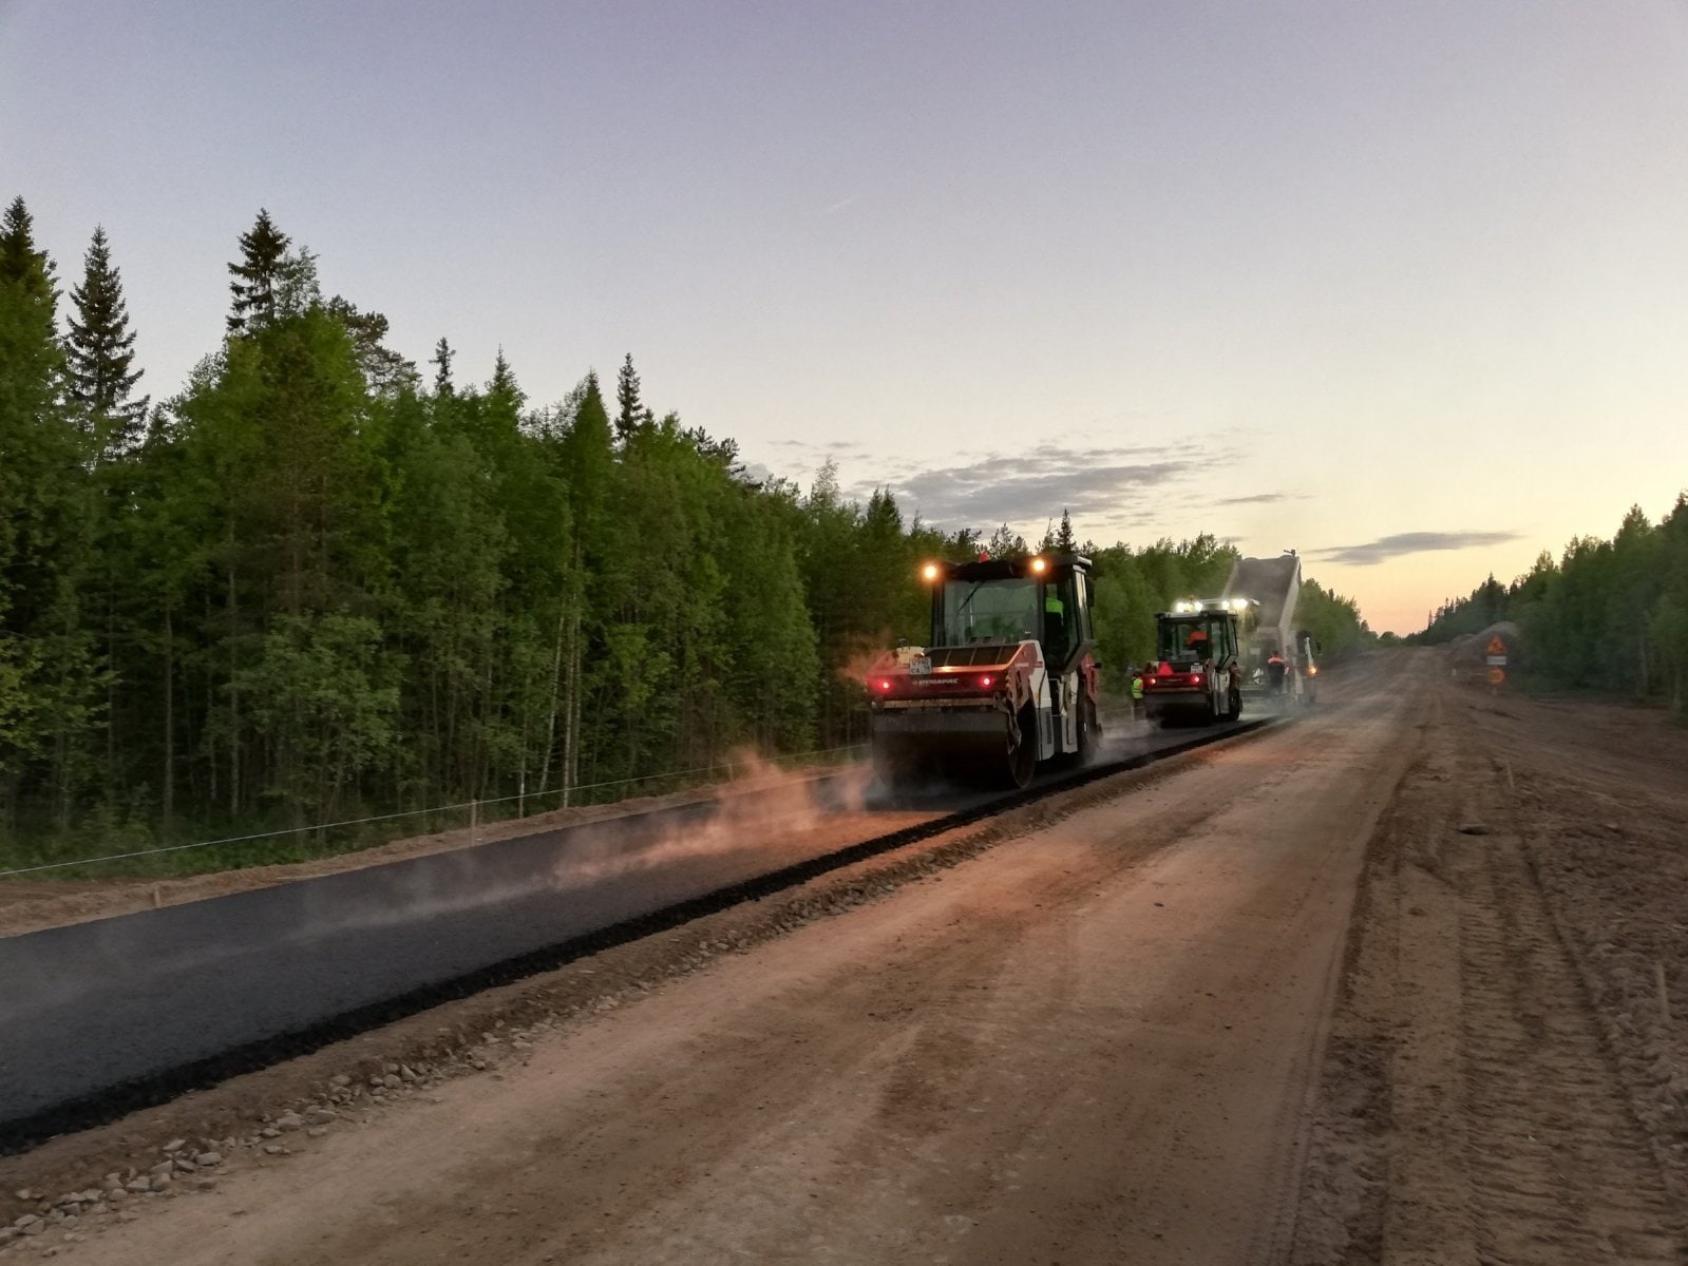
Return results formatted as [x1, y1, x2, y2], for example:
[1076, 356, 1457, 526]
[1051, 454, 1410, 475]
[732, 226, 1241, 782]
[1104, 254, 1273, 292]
[1484, 635, 1508, 692]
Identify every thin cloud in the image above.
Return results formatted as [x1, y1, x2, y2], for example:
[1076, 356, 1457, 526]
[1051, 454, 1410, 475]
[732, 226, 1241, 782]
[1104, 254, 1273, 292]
[767, 438, 865, 454]
[1313, 530, 1522, 566]
[1216, 492, 1303, 507]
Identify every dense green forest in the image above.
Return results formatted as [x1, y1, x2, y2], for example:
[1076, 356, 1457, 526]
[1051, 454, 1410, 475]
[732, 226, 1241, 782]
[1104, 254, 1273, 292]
[0, 199, 1368, 865]
[1417, 500, 1688, 712]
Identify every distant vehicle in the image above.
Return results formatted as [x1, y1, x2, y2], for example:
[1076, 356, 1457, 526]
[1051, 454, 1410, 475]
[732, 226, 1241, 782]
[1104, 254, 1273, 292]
[865, 553, 1100, 789]
[1140, 599, 1246, 725]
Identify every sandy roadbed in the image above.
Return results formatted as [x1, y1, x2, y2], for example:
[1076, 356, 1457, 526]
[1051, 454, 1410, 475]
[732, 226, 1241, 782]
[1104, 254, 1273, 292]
[1292, 676, 1688, 1263]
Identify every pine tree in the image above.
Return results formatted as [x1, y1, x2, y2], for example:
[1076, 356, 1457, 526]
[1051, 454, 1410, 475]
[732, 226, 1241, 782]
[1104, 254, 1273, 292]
[615, 352, 642, 443]
[986, 522, 1028, 559]
[431, 337, 455, 397]
[325, 296, 414, 395]
[227, 208, 291, 334]
[66, 226, 148, 456]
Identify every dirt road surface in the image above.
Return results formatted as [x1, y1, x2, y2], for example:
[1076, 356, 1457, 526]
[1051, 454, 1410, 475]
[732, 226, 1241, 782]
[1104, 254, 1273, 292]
[9, 651, 1685, 1264]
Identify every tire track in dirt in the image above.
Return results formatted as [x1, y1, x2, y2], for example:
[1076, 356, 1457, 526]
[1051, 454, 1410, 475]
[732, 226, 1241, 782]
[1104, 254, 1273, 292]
[1450, 712, 1684, 1265]
[1456, 818, 1680, 1262]
[1461, 689, 1688, 1216]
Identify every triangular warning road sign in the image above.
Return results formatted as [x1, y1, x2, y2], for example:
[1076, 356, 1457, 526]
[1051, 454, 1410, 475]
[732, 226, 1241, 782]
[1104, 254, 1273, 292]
[1486, 635, 1507, 655]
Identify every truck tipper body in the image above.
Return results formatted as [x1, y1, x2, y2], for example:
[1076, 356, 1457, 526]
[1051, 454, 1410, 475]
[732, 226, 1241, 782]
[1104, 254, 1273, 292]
[1221, 552, 1318, 703]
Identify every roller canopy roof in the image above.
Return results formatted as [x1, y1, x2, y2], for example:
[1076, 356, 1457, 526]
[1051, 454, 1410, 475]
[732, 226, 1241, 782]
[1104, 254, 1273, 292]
[936, 553, 1092, 581]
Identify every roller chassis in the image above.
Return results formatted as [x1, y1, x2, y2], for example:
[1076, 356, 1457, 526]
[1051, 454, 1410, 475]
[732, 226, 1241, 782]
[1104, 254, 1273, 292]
[1141, 606, 1245, 727]
[866, 555, 1100, 789]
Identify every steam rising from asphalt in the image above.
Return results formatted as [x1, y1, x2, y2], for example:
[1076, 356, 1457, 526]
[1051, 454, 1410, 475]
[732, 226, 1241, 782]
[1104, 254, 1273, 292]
[3, 698, 1253, 1029]
[0, 752, 883, 1022]
[837, 635, 899, 689]
[7, 694, 1211, 1027]
[544, 750, 874, 891]
[286, 749, 882, 940]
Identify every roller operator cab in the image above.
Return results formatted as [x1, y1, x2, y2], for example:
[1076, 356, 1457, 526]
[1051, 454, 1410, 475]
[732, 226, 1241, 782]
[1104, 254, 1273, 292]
[1141, 600, 1246, 726]
[866, 554, 1101, 790]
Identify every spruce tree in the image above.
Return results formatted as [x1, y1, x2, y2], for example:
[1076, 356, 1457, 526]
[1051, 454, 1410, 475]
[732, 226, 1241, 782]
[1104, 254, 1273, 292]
[489, 347, 522, 405]
[0, 196, 100, 828]
[1056, 508, 1077, 553]
[431, 337, 455, 396]
[66, 226, 148, 455]
[0, 194, 61, 625]
[615, 352, 642, 443]
[227, 208, 291, 334]
[0, 196, 56, 304]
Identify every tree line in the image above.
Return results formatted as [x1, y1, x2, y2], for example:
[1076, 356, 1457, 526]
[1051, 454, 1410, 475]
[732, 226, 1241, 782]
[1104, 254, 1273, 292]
[0, 199, 1370, 863]
[1416, 500, 1688, 712]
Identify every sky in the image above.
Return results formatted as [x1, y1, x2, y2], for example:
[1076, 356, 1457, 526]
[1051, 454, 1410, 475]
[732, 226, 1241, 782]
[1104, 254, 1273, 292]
[3, 0, 1686, 634]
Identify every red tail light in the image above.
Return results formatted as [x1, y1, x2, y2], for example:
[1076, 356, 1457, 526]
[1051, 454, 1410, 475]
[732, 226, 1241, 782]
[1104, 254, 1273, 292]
[1187, 673, 1204, 687]
[976, 674, 994, 689]
[874, 678, 893, 692]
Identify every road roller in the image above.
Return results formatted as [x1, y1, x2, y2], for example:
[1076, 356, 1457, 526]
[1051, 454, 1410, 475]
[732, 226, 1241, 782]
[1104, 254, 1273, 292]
[865, 553, 1100, 790]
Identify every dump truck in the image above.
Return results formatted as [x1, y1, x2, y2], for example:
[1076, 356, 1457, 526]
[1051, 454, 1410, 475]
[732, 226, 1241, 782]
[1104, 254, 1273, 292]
[1140, 599, 1247, 725]
[1221, 552, 1318, 705]
[865, 553, 1100, 789]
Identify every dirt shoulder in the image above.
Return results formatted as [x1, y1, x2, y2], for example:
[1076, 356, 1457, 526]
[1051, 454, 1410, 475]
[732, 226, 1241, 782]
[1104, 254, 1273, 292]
[1291, 675, 1688, 1263]
[2, 655, 1412, 1264]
